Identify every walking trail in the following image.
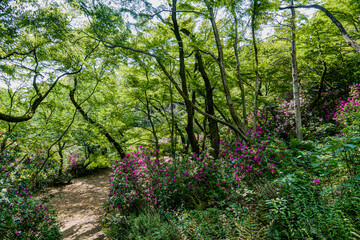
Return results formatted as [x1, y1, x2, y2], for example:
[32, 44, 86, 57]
[47, 168, 112, 240]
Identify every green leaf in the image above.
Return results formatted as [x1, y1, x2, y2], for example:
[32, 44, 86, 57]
[344, 144, 357, 149]
[356, 175, 360, 181]
[311, 163, 320, 168]
[335, 148, 345, 154]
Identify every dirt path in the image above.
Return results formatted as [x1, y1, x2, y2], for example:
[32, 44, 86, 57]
[47, 168, 112, 240]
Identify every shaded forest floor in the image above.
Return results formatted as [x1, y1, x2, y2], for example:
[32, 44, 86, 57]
[46, 168, 112, 240]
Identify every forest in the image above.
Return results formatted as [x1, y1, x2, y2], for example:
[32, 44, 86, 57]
[0, 0, 360, 239]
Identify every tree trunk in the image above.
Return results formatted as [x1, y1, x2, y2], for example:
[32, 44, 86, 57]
[175, 122, 187, 152]
[205, 0, 246, 139]
[251, 1, 261, 133]
[195, 51, 220, 159]
[0, 125, 13, 152]
[170, 82, 176, 159]
[0, 66, 82, 123]
[290, 0, 303, 141]
[171, 0, 199, 155]
[309, 32, 327, 111]
[144, 90, 159, 160]
[233, 12, 248, 133]
[58, 142, 66, 178]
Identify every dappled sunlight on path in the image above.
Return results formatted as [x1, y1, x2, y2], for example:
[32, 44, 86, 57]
[48, 169, 112, 240]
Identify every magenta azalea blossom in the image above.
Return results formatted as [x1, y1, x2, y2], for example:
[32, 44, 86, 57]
[313, 179, 320, 184]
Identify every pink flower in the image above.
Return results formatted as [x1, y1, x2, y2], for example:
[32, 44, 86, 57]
[313, 179, 320, 184]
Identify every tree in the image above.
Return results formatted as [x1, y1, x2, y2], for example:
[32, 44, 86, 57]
[204, 0, 247, 139]
[171, 0, 199, 154]
[289, 0, 303, 141]
[229, 0, 248, 132]
[250, 0, 262, 133]
[74, 0, 249, 150]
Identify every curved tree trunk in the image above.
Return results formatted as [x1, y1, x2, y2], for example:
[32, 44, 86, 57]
[280, 4, 360, 53]
[0, 50, 82, 123]
[69, 78, 126, 159]
[195, 51, 220, 159]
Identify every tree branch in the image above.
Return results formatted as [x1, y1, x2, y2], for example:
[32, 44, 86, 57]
[0, 49, 34, 60]
[0, 67, 82, 123]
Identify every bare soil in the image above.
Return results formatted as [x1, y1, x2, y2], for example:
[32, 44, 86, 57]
[47, 168, 112, 240]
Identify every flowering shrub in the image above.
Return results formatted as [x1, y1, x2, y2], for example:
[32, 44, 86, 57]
[219, 135, 278, 181]
[106, 135, 285, 215]
[314, 90, 341, 122]
[250, 91, 311, 139]
[20, 154, 60, 189]
[0, 186, 61, 239]
[264, 85, 360, 239]
[0, 146, 61, 239]
[317, 84, 360, 180]
[335, 83, 360, 125]
[65, 154, 89, 178]
[254, 90, 342, 139]
[106, 148, 223, 213]
[158, 138, 171, 145]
